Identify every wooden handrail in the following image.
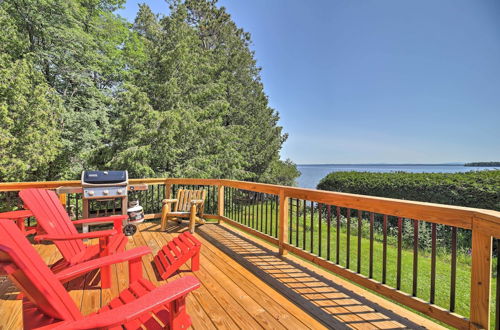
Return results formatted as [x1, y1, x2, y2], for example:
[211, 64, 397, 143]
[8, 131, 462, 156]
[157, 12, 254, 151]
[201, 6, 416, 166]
[2, 177, 500, 328]
[2, 178, 499, 229]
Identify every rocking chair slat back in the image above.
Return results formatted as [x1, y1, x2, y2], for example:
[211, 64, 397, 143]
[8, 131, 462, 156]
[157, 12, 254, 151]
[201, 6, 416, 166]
[175, 189, 206, 214]
[0, 219, 82, 321]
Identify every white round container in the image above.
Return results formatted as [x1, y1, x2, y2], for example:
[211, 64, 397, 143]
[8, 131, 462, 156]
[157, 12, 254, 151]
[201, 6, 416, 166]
[127, 204, 145, 223]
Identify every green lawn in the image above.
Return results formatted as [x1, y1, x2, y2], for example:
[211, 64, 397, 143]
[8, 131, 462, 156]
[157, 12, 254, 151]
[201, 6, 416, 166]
[225, 200, 498, 328]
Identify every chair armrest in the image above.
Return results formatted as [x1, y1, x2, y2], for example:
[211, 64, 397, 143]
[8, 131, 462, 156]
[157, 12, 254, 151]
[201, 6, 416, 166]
[53, 276, 201, 329]
[162, 199, 178, 205]
[55, 246, 152, 283]
[190, 200, 204, 205]
[0, 210, 33, 219]
[34, 229, 117, 242]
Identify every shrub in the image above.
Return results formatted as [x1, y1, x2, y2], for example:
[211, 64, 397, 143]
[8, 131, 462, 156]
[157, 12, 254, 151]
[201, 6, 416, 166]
[317, 170, 500, 211]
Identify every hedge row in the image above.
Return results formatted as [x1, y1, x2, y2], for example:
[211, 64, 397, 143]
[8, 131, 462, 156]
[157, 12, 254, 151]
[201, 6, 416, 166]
[317, 170, 500, 211]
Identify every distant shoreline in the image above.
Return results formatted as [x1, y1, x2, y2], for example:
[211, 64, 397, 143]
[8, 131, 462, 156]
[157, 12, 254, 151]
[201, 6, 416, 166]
[297, 163, 465, 166]
[464, 162, 500, 167]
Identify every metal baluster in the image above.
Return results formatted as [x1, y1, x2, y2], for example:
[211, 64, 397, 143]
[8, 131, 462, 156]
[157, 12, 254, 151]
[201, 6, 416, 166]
[148, 185, 152, 214]
[274, 195, 279, 238]
[258, 193, 262, 233]
[239, 190, 243, 223]
[208, 185, 211, 216]
[430, 223, 437, 304]
[303, 200, 306, 250]
[450, 226, 457, 311]
[318, 203, 322, 257]
[267, 194, 270, 233]
[294, 199, 298, 243]
[76, 194, 80, 219]
[230, 188, 234, 220]
[66, 194, 71, 216]
[228, 187, 232, 218]
[336, 206, 340, 264]
[382, 215, 387, 284]
[247, 191, 251, 227]
[244, 190, 248, 225]
[289, 198, 293, 243]
[310, 201, 314, 253]
[369, 212, 374, 279]
[269, 195, 273, 237]
[260, 193, 270, 235]
[357, 210, 362, 273]
[327, 205, 331, 260]
[397, 217, 403, 290]
[240, 190, 247, 225]
[250, 192, 254, 228]
[347, 208, 351, 269]
[223, 186, 226, 217]
[255, 192, 259, 230]
[413, 219, 419, 296]
[241, 190, 245, 224]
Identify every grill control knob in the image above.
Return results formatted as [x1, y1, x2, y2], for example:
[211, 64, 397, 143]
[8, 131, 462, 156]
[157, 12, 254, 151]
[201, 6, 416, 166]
[103, 190, 109, 196]
[88, 190, 94, 196]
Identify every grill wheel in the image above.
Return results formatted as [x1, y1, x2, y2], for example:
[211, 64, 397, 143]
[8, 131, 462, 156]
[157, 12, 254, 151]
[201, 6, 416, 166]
[123, 224, 137, 236]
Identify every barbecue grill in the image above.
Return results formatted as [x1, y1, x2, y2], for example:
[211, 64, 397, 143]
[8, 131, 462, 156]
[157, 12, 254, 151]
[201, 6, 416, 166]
[56, 170, 147, 236]
[81, 170, 136, 234]
[81, 170, 128, 199]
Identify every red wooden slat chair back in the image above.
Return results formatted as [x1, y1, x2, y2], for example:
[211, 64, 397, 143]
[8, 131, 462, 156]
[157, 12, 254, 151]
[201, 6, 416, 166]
[19, 188, 130, 288]
[19, 188, 85, 261]
[0, 220, 82, 326]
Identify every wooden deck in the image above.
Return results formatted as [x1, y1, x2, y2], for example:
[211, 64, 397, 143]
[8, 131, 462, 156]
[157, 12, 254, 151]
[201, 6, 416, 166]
[0, 221, 444, 329]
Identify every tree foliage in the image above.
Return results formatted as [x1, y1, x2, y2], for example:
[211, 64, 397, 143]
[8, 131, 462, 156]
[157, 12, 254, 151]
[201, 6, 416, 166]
[0, 56, 63, 181]
[0, 0, 299, 186]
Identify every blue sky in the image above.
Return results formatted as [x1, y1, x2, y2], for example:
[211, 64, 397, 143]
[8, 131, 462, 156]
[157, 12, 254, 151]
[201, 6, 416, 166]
[117, 1, 500, 164]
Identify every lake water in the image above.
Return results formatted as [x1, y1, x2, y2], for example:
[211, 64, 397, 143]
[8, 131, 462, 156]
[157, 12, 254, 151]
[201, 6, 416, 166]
[296, 164, 498, 189]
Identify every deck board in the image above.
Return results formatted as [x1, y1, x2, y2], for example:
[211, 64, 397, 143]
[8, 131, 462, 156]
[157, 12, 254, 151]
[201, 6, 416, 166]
[0, 221, 445, 329]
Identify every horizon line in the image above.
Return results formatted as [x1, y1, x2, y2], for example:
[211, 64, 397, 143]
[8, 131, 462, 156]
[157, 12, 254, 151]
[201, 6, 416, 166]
[296, 162, 468, 166]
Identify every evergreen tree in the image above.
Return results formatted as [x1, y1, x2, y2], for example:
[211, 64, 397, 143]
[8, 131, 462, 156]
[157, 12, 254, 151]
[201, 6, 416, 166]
[0, 57, 64, 181]
[0, 0, 299, 185]
[126, 0, 298, 184]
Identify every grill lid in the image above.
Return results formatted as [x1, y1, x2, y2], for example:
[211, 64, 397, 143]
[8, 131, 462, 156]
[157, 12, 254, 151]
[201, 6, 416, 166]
[82, 170, 128, 185]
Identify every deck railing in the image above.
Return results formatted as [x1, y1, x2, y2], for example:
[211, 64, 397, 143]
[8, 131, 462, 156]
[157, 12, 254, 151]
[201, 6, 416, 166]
[1, 178, 500, 329]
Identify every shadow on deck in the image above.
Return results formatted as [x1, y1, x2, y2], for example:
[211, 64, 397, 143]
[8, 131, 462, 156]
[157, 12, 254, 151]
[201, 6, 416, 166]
[195, 223, 442, 330]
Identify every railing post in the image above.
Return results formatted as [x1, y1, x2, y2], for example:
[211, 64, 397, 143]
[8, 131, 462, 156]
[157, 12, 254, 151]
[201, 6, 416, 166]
[58, 192, 67, 206]
[218, 185, 224, 224]
[470, 221, 492, 329]
[165, 182, 172, 200]
[278, 189, 289, 255]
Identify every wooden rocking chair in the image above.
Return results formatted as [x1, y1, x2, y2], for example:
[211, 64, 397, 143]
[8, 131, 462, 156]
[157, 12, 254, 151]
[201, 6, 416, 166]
[161, 189, 206, 233]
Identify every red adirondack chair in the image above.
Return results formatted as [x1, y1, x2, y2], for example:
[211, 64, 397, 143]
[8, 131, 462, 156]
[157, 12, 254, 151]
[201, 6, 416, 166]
[0, 219, 200, 329]
[19, 188, 129, 288]
[0, 210, 36, 235]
